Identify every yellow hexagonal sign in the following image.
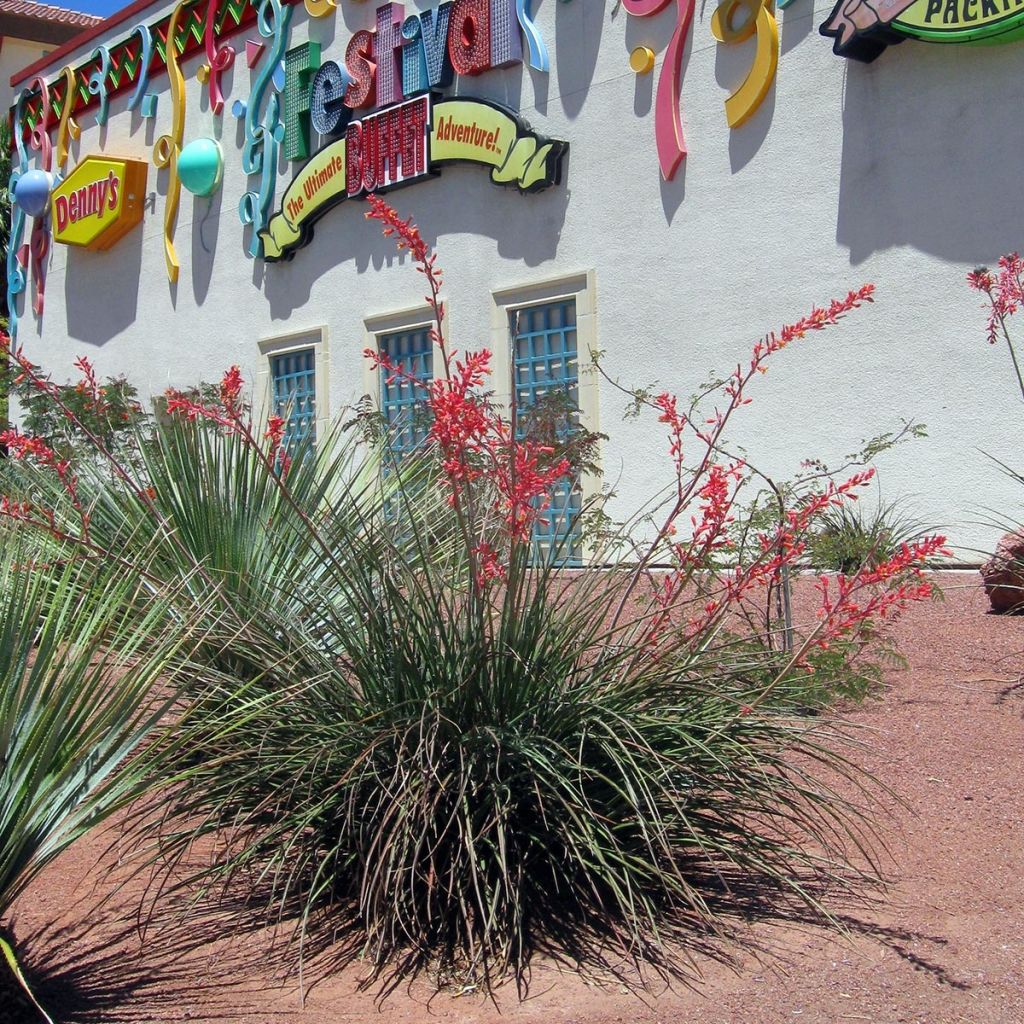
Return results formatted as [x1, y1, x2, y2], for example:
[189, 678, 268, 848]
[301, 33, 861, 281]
[51, 155, 148, 251]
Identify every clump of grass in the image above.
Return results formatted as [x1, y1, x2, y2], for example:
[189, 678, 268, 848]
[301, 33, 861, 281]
[808, 498, 929, 574]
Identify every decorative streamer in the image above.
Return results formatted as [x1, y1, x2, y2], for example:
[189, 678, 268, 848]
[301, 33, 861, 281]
[7, 92, 30, 342]
[127, 23, 158, 116]
[710, 0, 778, 129]
[87, 45, 112, 126]
[18, 0, 279, 136]
[55, 65, 81, 170]
[153, 0, 188, 285]
[27, 75, 53, 171]
[238, 0, 293, 259]
[515, 0, 549, 71]
[622, 0, 695, 180]
[27, 75, 53, 320]
[197, 0, 236, 115]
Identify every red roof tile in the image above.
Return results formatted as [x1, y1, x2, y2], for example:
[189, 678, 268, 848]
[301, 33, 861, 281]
[0, 0, 102, 29]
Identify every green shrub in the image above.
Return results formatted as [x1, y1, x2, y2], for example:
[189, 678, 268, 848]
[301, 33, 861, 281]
[0, 204, 946, 998]
[808, 498, 928, 574]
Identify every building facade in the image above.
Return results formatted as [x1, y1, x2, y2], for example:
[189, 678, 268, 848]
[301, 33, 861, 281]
[7, 0, 1024, 557]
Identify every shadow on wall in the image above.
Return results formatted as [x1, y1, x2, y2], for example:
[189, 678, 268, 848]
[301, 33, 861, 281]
[557, 0, 608, 119]
[62, 233, 144, 347]
[261, 166, 571, 319]
[837, 41, 1024, 266]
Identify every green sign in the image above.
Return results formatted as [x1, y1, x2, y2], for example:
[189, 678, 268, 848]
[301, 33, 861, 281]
[821, 0, 1024, 61]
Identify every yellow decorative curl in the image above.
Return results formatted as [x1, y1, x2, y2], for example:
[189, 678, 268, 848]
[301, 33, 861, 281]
[153, 0, 188, 284]
[710, 0, 779, 129]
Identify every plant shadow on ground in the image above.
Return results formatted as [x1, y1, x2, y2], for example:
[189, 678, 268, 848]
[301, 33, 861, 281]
[9, 888, 306, 1023]
[5, 859, 974, 1020]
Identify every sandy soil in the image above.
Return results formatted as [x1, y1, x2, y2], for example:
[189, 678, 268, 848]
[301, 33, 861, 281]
[7, 573, 1023, 1024]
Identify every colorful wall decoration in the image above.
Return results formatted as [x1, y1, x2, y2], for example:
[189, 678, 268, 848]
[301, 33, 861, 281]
[262, 95, 565, 261]
[7, 91, 31, 344]
[28, 0, 1013, 338]
[237, 0, 293, 259]
[25, 75, 54, 318]
[152, 0, 189, 284]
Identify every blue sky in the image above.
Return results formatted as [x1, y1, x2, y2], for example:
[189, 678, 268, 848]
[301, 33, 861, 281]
[57, 0, 123, 18]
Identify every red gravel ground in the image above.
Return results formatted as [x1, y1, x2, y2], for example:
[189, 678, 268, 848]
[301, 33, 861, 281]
[7, 573, 1024, 1024]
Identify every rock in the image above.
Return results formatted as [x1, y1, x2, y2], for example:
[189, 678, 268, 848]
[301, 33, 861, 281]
[981, 531, 1024, 613]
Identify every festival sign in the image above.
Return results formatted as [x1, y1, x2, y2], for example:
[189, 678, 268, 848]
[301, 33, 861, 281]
[261, 96, 565, 262]
[50, 155, 148, 250]
[821, 0, 1024, 60]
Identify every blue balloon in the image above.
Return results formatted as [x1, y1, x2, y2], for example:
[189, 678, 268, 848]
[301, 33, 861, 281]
[14, 169, 53, 218]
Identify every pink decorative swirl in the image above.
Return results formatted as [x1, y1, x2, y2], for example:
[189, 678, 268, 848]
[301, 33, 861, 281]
[203, 0, 236, 115]
[30, 219, 49, 318]
[27, 74, 53, 171]
[622, 0, 696, 181]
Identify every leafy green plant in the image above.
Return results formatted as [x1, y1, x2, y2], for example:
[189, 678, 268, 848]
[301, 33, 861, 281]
[7, 354, 150, 467]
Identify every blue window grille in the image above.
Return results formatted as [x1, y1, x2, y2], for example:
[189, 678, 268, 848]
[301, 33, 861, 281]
[270, 348, 316, 449]
[379, 326, 433, 458]
[511, 299, 583, 565]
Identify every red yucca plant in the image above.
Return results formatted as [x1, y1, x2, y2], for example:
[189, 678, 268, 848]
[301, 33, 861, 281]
[0, 200, 947, 998]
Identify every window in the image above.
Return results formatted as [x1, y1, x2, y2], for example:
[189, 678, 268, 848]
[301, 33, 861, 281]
[511, 299, 583, 564]
[492, 273, 599, 566]
[270, 348, 317, 448]
[258, 327, 329, 448]
[378, 325, 434, 458]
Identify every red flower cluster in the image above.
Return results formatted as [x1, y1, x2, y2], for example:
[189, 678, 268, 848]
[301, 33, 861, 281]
[164, 385, 239, 432]
[366, 345, 570, 547]
[164, 367, 291, 474]
[263, 415, 292, 475]
[364, 196, 575, 588]
[968, 253, 1024, 345]
[220, 365, 244, 412]
[815, 534, 951, 642]
[0, 428, 87, 534]
[72, 355, 109, 417]
[365, 193, 444, 306]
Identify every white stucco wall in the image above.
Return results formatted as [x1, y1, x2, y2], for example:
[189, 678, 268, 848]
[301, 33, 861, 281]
[9, 1, 1024, 559]
[1, 37, 52, 99]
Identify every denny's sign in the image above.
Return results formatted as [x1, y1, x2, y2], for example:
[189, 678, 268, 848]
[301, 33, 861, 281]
[51, 156, 148, 251]
[263, 96, 565, 262]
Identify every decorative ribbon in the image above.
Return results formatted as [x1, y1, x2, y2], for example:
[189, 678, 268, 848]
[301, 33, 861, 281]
[153, 0, 188, 284]
[27, 75, 53, 320]
[87, 46, 112, 126]
[7, 92, 30, 342]
[127, 23, 157, 116]
[515, 0, 549, 72]
[710, 0, 778, 129]
[55, 65, 81, 171]
[622, 0, 695, 181]
[239, 0, 292, 259]
[198, 0, 236, 115]
[27, 75, 52, 170]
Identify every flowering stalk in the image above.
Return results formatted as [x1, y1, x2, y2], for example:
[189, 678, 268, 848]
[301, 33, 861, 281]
[968, 254, 1024, 402]
[609, 286, 877, 633]
[363, 195, 573, 593]
[966, 253, 1024, 401]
